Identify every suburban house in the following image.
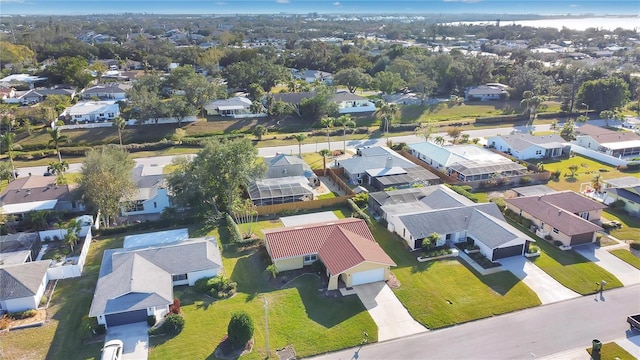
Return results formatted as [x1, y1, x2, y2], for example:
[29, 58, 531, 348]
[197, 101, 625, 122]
[409, 142, 526, 182]
[488, 133, 569, 160]
[574, 124, 640, 158]
[603, 176, 640, 216]
[59, 100, 120, 123]
[264, 218, 396, 290]
[0, 260, 51, 313]
[387, 202, 533, 262]
[0, 74, 48, 89]
[120, 164, 171, 219]
[248, 154, 318, 206]
[204, 96, 266, 118]
[336, 146, 440, 189]
[505, 191, 605, 247]
[81, 83, 132, 101]
[0, 175, 85, 222]
[89, 236, 222, 328]
[0, 233, 41, 265]
[292, 69, 333, 84]
[20, 87, 76, 104]
[368, 184, 472, 220]
[268, 91, 376, 114]
[512, 184, 558, 198]
[464, 83, 509, 101]
[0, 86, 16, 100]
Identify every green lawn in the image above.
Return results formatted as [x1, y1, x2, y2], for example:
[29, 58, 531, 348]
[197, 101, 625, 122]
[149, 238, 376, 359]
[602, 209, 640, 242]
[237, 218, 284, 239]
[540, 155, 633, 193]
[587, 342, 636, 360]
[1, 235, 125, 360]
[370, 222, 541, 329]
[505, 221, 623, 294]
[609, 249, 640, 270]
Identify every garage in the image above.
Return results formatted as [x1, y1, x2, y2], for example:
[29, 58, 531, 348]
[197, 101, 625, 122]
[351, 268, 385, 286]
[492, 244, 524, 260]
[105, 309, 148, 327]
[570, 232, 594, 245]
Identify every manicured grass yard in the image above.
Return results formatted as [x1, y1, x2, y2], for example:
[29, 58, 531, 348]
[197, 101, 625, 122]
[370, 222, 541, 329]
[505, 220, 623, 294]
[609, 249, 640, 270]
[1, 235, 125, 360]
[540, 155, 633, 193]
[586, 342, 636, 360]
[602, 209, 640, 242]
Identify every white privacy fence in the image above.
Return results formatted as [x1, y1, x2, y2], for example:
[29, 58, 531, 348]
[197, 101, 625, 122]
[58, 116, 197, 130]
[46, 228, 93, 280]
[569, 145, 631, 167]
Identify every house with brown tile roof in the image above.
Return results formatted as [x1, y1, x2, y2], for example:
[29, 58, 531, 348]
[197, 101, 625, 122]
[0, 176, 85, 220]
[263, 218, 396, 290]
[505, 191, 604, 247]
[575, 124, 640, 158]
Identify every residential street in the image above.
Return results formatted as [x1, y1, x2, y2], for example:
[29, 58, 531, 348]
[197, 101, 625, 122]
[307, 284, 640, 360]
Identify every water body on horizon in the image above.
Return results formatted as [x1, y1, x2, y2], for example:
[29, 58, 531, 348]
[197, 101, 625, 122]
[446, 16, 640, 30]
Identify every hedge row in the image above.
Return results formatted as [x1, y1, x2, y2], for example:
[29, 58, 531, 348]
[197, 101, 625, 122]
[447, 185, 480, 203]
[476, 114, 524, 123]
[347, 199, 372, 226]
[95, 215, 200, 236]
[226, 213, 243, 244]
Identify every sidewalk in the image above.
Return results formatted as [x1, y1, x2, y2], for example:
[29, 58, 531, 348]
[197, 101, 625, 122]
[539, 334, 640, 360]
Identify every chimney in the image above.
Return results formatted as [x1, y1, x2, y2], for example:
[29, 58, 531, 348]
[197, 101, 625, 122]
[558, 209, 562, 215]
[385, 156, 393, 169]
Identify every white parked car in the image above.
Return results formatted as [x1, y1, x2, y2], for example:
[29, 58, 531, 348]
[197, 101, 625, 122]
[101, 339, 123, 360]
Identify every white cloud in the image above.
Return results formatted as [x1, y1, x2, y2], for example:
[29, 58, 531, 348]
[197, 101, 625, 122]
[333, 1, 341, 5]
[570, 4, 579, 7]
[276, 0, 290, 3]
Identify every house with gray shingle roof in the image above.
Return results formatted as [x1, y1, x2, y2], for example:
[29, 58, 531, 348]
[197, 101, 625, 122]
[264, 218, 395, 290]
[603, 177, 640, 216]
[488, 133, 569, 160]
[120, 164, 171, 218]
[89, 236, 222, 328]
[0, 260, 51, 313]
[388, 202, 532, 262]
[248, 154, 319, 206]
[575, 124, 640, 158]
[368, 184, 472, 219]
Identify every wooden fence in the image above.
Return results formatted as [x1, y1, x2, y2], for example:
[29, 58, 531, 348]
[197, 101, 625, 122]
[314, 168, 356, 196]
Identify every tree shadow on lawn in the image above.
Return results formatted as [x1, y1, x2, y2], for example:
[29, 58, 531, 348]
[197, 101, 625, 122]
[409, 257, 437, 273]
[459, 260, 519, 296]
[228, 248, 275, 298]
[286, 275, 366, 329]
[224, 118, 261, 133]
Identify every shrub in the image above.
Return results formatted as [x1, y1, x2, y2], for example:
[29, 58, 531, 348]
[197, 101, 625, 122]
[528, 244, 540, 253]
[448, 185, 479, 203]
[519, 176, 532, 185]
[347, 199, 372, 226]
[227, 311, 255, 350]
[352, 192, 369, 207]
[194, 275, 237, 299]
[169, 298, 181, 314]
[226, 213, 243, 244]
[544, 235, 553, 241]
[521, 218, 532, 229]
[161, 314, 185, 335]
[147, 315, 157, 326]
[553, 240, 563, 247]
[610, 200, 626, 209]
[0, 315, 10, 330]
[10, 309, 37, 320]
[630, 242, 640, 251]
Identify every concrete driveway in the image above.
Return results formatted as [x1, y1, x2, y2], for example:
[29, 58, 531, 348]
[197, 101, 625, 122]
[105, 322, 148, 360]
[500, 257, 580, 304]
[354, 282, 427, 341]
[574, 244, 640, 286]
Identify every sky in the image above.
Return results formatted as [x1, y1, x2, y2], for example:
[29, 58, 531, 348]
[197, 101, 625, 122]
[0, 0, 639, 16]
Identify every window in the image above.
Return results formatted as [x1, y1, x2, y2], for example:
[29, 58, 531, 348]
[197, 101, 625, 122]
[172, 274, 187, 281]
[154, 202, 157, 208]
[128, 201, 144, 212]
[75, 115, 82, 118]
[303, 254, 317, 263]
[552, 228, 559, 234]
[535, 150, 542, 155]
[108, 113, 115, 117]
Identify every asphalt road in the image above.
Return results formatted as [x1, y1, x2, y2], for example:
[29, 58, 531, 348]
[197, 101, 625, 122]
[307, 284, 640, 360]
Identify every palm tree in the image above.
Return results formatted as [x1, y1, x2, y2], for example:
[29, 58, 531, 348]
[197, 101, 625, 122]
[334, 115, 356, 153]
[48, 127, 70, 162]
[433, 136, 446, 146]
[113, 116, 126, 147]
[550, 121, 559, 133]
[319, 149, 331, 176]
[592, 173, 603, 193]
[599, 110, 614, 127]
[520, 91, 544, 126]
[2, 132, 17, 180]
[47, 160, 69, 184]
[292, 133, 306, 157]
[320, 116, 335, 153]
[415, 122, 433, 142]
[253, 125, 267, 141]
[375, 101, 398, 142]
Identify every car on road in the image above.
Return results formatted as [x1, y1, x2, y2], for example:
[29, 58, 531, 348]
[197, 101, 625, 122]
[101, 339, 123, 360]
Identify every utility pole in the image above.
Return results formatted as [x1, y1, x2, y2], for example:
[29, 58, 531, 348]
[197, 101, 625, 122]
[264, 296, 270, 356]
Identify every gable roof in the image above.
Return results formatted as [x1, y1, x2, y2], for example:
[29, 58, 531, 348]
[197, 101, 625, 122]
[269, 91, 368, 106]
[604, 176, 640, 189]
[491, 133, 567, 152]
[338, 147, 416, 175]
[130, 165, 165, 201]
[90, 237, 222, 316]
[0, 176, 77, 213]
[319, 227, 395, 275]
[83, 83, 132, 95]
[0, 260, 50, 300]
[605, 187, 640, 203]
[577, 124, 640, 144]
[23, 88, 75, 98]
[264, 218, 373, 260]
[264, 154, 315, 179]
[371, 184, 472, 210]
[409, 142, 519, 169]
[527, 191, 607, 213]
[505, 194, 603, 235]
[206, 96, 252, 111]
[0, 232, 39, 265]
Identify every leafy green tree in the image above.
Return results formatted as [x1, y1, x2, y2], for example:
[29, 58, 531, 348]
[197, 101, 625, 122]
[560, 120, 577, 140]
[253, 125, 267, 140]
[247, 83, 265, 101]
[227, 311, 254, 350]
[292, 133, 306, 156]
[48, 128, 69, 162]
[410, 76, 437, 106]
[79, 145, 137, 228]
[335, 115, 356, 153]
[167, 139, 265, 217]
[578, 77, 630, 111]
[298, 87, 339, 121]
[47, 160, 69, 183]
[375, 101, 398, 141]
[447, 127, 463, 144]
[167, 97, 195, 127]
[26, 210, 49, 231]
[0, 161, 13, 182]
[520, 91, 544, 126]
[319, 149, 331, 176]
[44, 56, 93, 88]
[334, 68, 372, 94]
[374, 71, 405, 94]
[568, 164, 579, 177]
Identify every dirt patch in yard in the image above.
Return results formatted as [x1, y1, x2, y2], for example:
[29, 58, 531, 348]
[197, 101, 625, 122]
[5, 309, 47, 330]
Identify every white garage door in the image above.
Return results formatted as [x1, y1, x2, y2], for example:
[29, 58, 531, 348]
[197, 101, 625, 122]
[351, 268, 385, 286]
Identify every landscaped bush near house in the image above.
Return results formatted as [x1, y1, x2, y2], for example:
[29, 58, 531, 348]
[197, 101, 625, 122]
[553, 240, 563, 247]
[147, 315, 156, 326]
[352, 192, 369, 208]
[610, 200, 626, 209]
[226, 213, 243, 244]
[527, 244, 540, 253]
[10, 309, 37, 320]
[227, 311, 255, 350]
[552, 170, 561, 180]
[630, 242, 640, 251]
[347, 199, 372, 226]
[521, 218, 532, 229]
[159, 314, 185, 335]
[194, 275, 237, 299]
[519, 176, 532, 185]
[448, 185, 480, 203]
[0, 315, 10, 330]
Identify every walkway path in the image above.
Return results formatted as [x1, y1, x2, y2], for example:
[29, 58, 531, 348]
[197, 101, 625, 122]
[499, 256, 581, 305]
[353, 282, 427, 341]
[574, 244, 640, 286]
